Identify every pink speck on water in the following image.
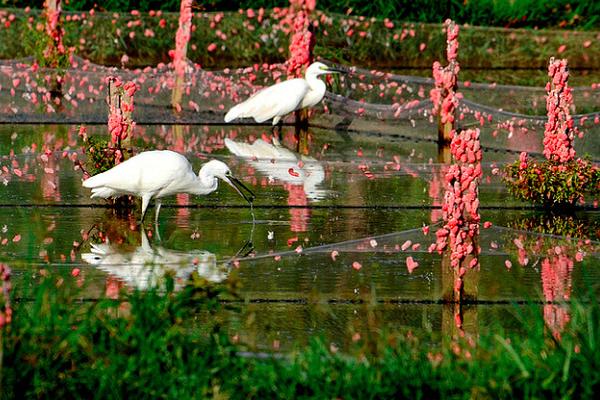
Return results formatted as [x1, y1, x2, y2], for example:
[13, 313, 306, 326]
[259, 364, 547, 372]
[406, 256, 419, 273]
[330, 250, 339, 261]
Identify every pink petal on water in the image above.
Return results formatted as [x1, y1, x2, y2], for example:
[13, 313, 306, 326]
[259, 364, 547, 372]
[331, 250, 339, 261]
[406, 256, 419, 273]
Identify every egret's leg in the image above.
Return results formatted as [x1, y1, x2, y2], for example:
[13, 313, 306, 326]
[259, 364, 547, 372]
[140, 195, 151, 223]
[271, 117, 283, 141]
[154, 200, 162, 223]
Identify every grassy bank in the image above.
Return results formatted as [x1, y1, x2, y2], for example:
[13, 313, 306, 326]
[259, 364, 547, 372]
[1, 8, 599, 71]
[2, 272, 600, 398]
[3, 0, 600, 31]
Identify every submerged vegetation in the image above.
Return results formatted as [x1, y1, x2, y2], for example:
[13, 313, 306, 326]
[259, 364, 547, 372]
[1, 274, 600, 398]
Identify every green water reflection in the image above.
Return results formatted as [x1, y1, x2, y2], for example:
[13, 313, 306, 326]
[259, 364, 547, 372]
[1, 123, 599, 351]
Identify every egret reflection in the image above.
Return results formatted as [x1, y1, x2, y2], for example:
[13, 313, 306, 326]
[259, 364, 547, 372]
[82, 228, 228, 291]
[225, 137, 328, 201]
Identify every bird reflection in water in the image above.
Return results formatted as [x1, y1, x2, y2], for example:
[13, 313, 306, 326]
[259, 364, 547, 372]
[225, 137, 328, 232]
[82, 228, 231, 292]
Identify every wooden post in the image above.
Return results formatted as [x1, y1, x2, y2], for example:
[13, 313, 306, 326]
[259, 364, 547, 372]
[172, 0, 193, 111]
[43, 0, 65, 103]
[432, 20, 459, 163]
[107, 77, 136, 161]
[288, 1, 315, 142]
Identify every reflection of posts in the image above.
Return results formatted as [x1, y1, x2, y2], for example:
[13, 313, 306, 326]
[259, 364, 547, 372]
[541, 249, 574, 339]
[175, 193, 191, 227]
[41, 150, 61, 201]
[225, 138, 327, 233]
[0, 263, 12, 328]
[286, 184, 309, 232]
[171, 0, 193, 111]
[428, 164, 447, 224]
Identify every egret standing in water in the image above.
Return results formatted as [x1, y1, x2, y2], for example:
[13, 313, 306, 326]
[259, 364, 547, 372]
[224, 61, 344, 132]
[82, 150, 255, 223]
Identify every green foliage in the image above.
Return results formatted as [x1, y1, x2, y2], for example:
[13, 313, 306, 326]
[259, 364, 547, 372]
[4, 0, 600, 30]
[504, 157, 600, 207]
[1, 272, 239, 398]
[2, 8, 600, 71]
[83, 135, 122, 176]
[508, 213, 600, 238]
[3, 271, 600, 398]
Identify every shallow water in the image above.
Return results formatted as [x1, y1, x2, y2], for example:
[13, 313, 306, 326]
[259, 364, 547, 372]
[1, 123, 599, 351]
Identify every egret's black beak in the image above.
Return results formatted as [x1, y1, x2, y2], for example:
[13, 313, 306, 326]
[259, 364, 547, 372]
[327, 67, 347, 74]
[225, 173, 255, 204]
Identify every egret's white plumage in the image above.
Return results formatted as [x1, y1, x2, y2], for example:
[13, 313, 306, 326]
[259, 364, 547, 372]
[82, 230, 226, 291]
[225, 138, 328, 200]
[82, 150, 254, 222]
[224, 62, 342, 125]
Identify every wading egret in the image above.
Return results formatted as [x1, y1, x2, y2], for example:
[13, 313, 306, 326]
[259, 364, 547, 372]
[82, 150, 255, 223]
[224, 61, 344, 129]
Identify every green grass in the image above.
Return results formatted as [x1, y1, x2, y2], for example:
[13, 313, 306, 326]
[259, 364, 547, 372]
[1, 8, 600, 73]
[2, 270, 600, 398]
[4, 1, 600, 31]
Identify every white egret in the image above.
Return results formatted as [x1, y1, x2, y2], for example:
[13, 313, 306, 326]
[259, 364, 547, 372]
[82, 229, 226, 291]
[82, 150, 255, 223]
[224, 61, 344, 129]
[225, 138, 328, 200]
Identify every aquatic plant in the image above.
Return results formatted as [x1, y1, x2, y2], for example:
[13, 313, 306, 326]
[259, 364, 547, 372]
[504, 58, 600, 207]
[76, 77, 137, 179]
[505, 154, 600, 206]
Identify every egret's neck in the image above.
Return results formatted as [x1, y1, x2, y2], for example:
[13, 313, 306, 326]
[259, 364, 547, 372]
[305, 73, 326, 93]
[302, 74, 326, 108]
[195, 169, 218, 195]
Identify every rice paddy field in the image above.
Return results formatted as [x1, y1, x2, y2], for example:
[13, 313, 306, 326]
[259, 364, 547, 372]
[1, 1, 600, 398]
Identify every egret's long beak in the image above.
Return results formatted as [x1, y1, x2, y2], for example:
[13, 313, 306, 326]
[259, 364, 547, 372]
[225, 174, 255, 204]
[326, 66, 347, 74]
